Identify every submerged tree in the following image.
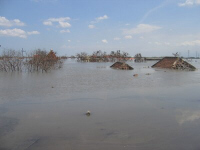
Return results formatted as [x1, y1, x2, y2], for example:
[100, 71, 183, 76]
[25, 49, 63, 72]
[0, 49, 63, 72]
[76, 50, 130, 62]
[0, 49, 23, 72]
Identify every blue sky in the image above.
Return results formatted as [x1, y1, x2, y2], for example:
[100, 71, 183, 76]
[0, 0, 200, 57]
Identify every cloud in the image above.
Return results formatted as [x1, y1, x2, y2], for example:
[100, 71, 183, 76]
[88, 25, 95, 29]
[140, 1, 168, 23]
[164, 42, 170, 45]
[140, 36, 144, 39]
[0, 16, 25, 27]
[124, 35, 132, 39]
[60, 29, 70, 33]
[43, 21, 52, 26]
[123, 24, 161, 35]
[178, 0, 200, 7]
[96, 15, 108, 21]
[91, 15, 109, 24]
[148, 41, 171, 46]
[68, 40, 71, 42]
[114, 37, 121, 40]
[58, 21, 71, 28]
[0, 28, 27, 38]
[43, 17, 71, 28]
[27, 31, 40, 35]
[155, 42, 162, 45]
[180, 40, 200, 46]
[154, 42, 171, 46]
[0, 28, 40, 38]
[102, 39, 108, 43]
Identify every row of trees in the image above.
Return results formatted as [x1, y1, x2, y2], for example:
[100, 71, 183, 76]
[0, 49, 63, 72]
[76, 50, 130, 62]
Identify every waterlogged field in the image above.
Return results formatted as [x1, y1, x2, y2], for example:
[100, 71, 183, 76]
[0, 60, 200, 150]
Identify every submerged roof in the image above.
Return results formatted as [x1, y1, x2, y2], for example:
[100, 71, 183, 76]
[110, 62, 133, 70]
[152, 57, 196, 71]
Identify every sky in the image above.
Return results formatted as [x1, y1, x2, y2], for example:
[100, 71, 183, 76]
[0, 0, 200, 57]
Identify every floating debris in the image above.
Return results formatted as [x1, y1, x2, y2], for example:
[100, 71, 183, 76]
[146, 73, 151, 75]
[86, 111, 91, 116]
[152, 57, 196, 71]
[110, 62, 133, 70]
[133, 74, 138, 77]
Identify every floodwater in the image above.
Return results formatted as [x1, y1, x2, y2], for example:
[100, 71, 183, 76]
[0, 59, 200, 150]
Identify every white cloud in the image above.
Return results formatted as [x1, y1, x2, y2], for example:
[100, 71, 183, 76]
[91, 15, 109, 24]
[102, 39, 108, 43]
[114, 37, 121, 40]
[155, 42, 162, 45]
[0, 28, 27, 38]
[60, 29, 70, 33]
[140, 36, 144, 39]
[46, 17, 70, 22]
[164, 42, 170, 45]
[88, 25, 95, 29]
[43, 21, 52, 26]
[154, 42, 170, 46]
[59, 21, 71, 28]
[124, 35, 132, 39]
[96, 15, 108, 21]
[68, 40, 71, 42]
[43, 17, 71, 28]
[178, 0, 200, 7]
[27, 31, 40, 35]
[0, 16, 25, 27]
[180, 40, 200, 46]
[140, 1, 168, 23]
[123, 24, 161, 35]
[0, 28, 40, 38]
[125, 23, 130, 26]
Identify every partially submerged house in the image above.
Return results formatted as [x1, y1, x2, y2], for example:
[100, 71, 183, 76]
[152, 57, 196, 71]
[110, 62, 133, 70]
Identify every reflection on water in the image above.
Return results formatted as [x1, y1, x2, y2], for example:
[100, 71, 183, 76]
[0, 60, 200, 150]
[177, 109, 200, 125]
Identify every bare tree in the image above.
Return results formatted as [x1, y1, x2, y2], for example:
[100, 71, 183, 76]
[0, 49, 63, 72]
[0, 49, 23, 72]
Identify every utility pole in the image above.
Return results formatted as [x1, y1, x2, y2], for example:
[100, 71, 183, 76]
[188, 50, 190, 59]
[21, 48, 26, 57]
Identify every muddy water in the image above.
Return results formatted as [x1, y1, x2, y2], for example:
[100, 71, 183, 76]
[0, 60, 200, 150]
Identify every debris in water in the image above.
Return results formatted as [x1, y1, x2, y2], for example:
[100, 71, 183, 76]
[133, 74, 138, 77]
[86, 111, 91, 116]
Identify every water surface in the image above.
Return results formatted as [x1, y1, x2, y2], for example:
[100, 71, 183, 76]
[0, 60, 200, 150]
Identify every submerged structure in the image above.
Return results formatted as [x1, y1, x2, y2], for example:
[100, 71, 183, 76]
[110, 62, 133, 70]
[152, 57, 196, 71]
